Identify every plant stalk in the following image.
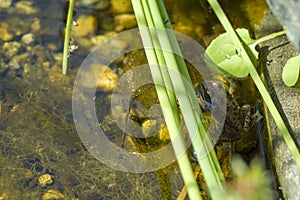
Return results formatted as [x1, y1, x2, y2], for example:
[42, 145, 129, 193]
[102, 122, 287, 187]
[62, 0, 75, 75]
[132, 0, 226, 199]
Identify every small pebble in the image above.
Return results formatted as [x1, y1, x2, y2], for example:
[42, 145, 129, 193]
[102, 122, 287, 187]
[0, 0, 12, 8]
[0, 23, 14, 41]
[10, 61, 20, 69]
[21, 33, 35, 45]
[43, 190, 65, 200]
[31, 18, 41, 33]
[78, 0, 110, 10]
[77, 64, 118, 92]
[110, 0, 133, 14]
[142, 119, 156, 138]
[38, 174, 53, 187]
[0, 18, 31, 41]
[2, 42, 22, 58]
[91, 32, 116, 45]
[73, 15, 97, 37]
[0, 191, 9, 200]
[15, 1, 38, 14]
[114, 14, 137, 32]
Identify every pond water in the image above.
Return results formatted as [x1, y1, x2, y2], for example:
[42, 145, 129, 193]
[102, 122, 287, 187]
[0, 0, 269, 199]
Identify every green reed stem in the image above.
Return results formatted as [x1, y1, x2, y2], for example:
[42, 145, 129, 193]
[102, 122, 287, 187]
[62, 0, 75, 75]
[132, 0, 202, 199]
[132, 0, 225, 199]
[156, 0, 225, 190]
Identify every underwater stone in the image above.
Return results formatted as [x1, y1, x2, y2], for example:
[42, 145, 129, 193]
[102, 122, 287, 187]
[0, 0, 12, 8]
[110, 0, 133, 14]
[114, 14, 137, 32]
[95, 64, 118, 92]
[90, 32, 116, 45]
[42, 190, 65, 200]
[77, 0, 110, 10]
[76, 64, 118, 92]
[30, 18, 41, 33]
[38, 174, 53, 187]
[2, 42, 23, 59]
[73, 15, 98, 37]
[21, 33, 35, 45]
[0, 23, 14, 41]
[14, 1, 38, 15]
[0, 17, 30, 41]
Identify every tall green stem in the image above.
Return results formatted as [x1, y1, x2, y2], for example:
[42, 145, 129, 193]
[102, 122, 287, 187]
[132, 0, 225, 199]
[131, 1, 201, 199]
[62, 0, 75, 75]
[156, 0, 224, 185]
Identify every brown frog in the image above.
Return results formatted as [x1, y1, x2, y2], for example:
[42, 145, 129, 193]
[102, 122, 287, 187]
[220, 97, 254, 142]
[195, 79, 256, 143]
[196, 79, 259, 178]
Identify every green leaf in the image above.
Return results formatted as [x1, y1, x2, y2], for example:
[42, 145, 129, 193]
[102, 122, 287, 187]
[236, 28, 256, 45]
[205, 28, 258, 78]
[282, 55, 300, 87]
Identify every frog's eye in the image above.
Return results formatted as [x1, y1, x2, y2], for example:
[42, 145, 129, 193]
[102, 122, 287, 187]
[194, 82, 214, 111]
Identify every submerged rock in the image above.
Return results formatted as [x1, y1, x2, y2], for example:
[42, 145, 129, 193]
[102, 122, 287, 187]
[114, 14, 137, 32]
[14, 1, 38, 14]
[110, 0, 133, 14]
[77, 0, 110, 10]
[2, 41, 23, 59]
[43, 190, 65, 200]
[0, 22, 14, 41]
[38, 174, 54, 188]
[76, 64, 118, 92]
[73, 15, 98, 37]
[21, 33, 35, 45]
[0, 0, 12, 9]
[0, 17, 31, 41]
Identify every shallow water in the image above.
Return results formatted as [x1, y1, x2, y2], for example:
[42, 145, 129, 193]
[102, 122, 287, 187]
[0, 0, 269, 199]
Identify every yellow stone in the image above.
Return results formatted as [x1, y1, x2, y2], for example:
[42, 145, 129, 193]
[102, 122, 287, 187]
[77, 64, 118, 92]
[43, 190, 65, 200]
[0, 23, 13, 41]
[110, 0, 133, 14]
[114, 14, 137, 32]
[73, 15, 97, 37]
[38, 174, 53, 187]
[0, 191, 9, 200]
